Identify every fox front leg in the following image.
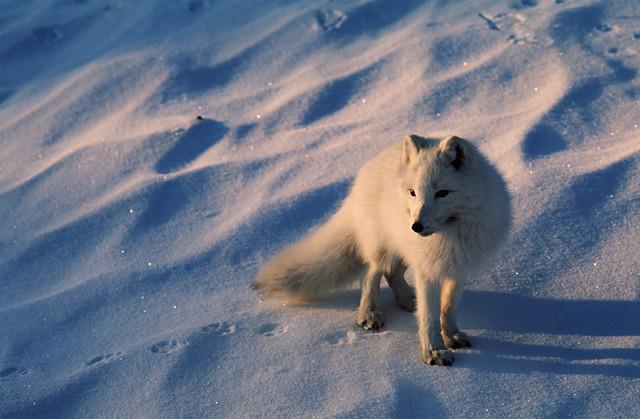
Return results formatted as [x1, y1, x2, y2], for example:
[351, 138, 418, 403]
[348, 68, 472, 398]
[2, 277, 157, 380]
[440, 276, 471, 349]
[415, 275, 453, 366]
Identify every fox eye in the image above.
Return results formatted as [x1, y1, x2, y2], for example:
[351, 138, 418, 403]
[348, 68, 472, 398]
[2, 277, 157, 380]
[408, 189, 416, 197]
[435, 189, 450, 198]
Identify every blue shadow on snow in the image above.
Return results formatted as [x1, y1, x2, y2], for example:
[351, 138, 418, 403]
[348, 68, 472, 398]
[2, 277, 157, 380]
[521, 124, 568, 159]
[461, 290, 639, 337]
[303, 288, 640, 378]
[301, 66, 373, 125]
[154, 118, 228, 174]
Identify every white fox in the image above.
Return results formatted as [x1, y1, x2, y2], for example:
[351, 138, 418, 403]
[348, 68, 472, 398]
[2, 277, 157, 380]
[253, 134, 511, 365]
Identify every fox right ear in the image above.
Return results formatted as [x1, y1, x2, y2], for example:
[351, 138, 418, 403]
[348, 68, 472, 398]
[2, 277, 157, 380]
[438, 135, 468, 170]
[402, 134, 420, 165]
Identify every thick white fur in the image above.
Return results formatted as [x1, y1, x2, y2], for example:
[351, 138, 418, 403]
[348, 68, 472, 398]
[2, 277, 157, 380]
[253, 134, 511, 366]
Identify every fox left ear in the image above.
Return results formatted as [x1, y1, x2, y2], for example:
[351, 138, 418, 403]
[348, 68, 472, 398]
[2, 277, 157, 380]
[402, 134, 421, 165]
[438, 135, 468, 170]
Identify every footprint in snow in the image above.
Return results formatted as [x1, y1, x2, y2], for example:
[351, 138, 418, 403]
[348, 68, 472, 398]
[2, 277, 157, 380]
[0, 366, 30, 379]
[85, 352, 122, 367]
[314, 9, 347, 32]
[201, 322, 236, 336]
[324, 327, 391, 345]
[149, 323, 236, 355]
[596, 23, 615, 33]
[257, 323, 286, 337]
[32, 26, 63, 44]
[150, 339, 187, 354]
[187, 0, 209, 12]
[478, 13, 500, 31]
[323, 330, 358, 345]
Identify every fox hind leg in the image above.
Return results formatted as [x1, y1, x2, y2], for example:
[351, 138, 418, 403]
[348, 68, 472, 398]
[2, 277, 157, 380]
[356, 265, 385, 330]
[385, 261, 416, 312]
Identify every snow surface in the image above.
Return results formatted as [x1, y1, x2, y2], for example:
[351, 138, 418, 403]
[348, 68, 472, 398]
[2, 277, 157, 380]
[1, 0, 639, 417]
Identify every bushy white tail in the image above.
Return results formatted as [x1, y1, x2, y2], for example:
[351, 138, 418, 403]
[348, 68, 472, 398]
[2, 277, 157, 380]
[252, 209, 363, 301]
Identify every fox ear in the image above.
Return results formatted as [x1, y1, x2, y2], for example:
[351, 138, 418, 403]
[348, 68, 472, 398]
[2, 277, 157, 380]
[402, 134, 421, 165]
[438, 135, 468, 170]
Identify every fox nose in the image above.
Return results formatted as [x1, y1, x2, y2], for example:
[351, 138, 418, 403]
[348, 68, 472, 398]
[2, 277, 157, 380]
[411, 222, 423, 233]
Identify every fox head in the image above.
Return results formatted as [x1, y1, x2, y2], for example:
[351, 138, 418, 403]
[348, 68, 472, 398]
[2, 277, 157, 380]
[399, 134, 485, 237]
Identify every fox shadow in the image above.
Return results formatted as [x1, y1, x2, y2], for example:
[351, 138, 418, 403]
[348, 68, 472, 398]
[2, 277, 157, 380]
[457, 290, 640, 378]
[459, 290, 639, 337]
[311, 288, 640, 378]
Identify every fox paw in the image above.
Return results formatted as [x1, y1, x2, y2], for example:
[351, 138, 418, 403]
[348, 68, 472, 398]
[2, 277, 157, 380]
[394, 289, 416, 312]
[442, 331, 471, 350]
[356, 309, 386, 331]
[422, 349, 454, 366]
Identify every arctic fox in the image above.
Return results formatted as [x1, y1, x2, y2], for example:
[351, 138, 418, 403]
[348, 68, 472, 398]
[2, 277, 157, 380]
[253, 134, 511, 366]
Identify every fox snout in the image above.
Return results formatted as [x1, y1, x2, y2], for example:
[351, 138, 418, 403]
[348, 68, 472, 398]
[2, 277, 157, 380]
[411, 221, 433, 236]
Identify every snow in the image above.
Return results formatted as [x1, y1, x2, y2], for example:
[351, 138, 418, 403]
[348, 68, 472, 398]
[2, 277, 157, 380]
[1, 0, 639, 417]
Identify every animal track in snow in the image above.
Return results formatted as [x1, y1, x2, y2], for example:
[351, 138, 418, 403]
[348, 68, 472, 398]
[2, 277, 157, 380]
[186, 0, 210, 12]
[32, 26, 63, 44]
[314, 9, 347, 32]
[595, 23, 616, 33]
[201, 322, 236, 336]
[257, 323, 286, 337]
[150, 339, 187, 354]
[85, 352, 122, 367]
[149, 323, 235, 355]
[478, 12, 500, 31]
[0, 366, 29, 379]
[519, 0, 538, 7]
[478, 11, 536, 44]
[323, 330, 358, 345]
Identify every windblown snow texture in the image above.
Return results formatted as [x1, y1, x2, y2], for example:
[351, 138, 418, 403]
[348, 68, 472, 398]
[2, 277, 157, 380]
[0, 0, 639, 417]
